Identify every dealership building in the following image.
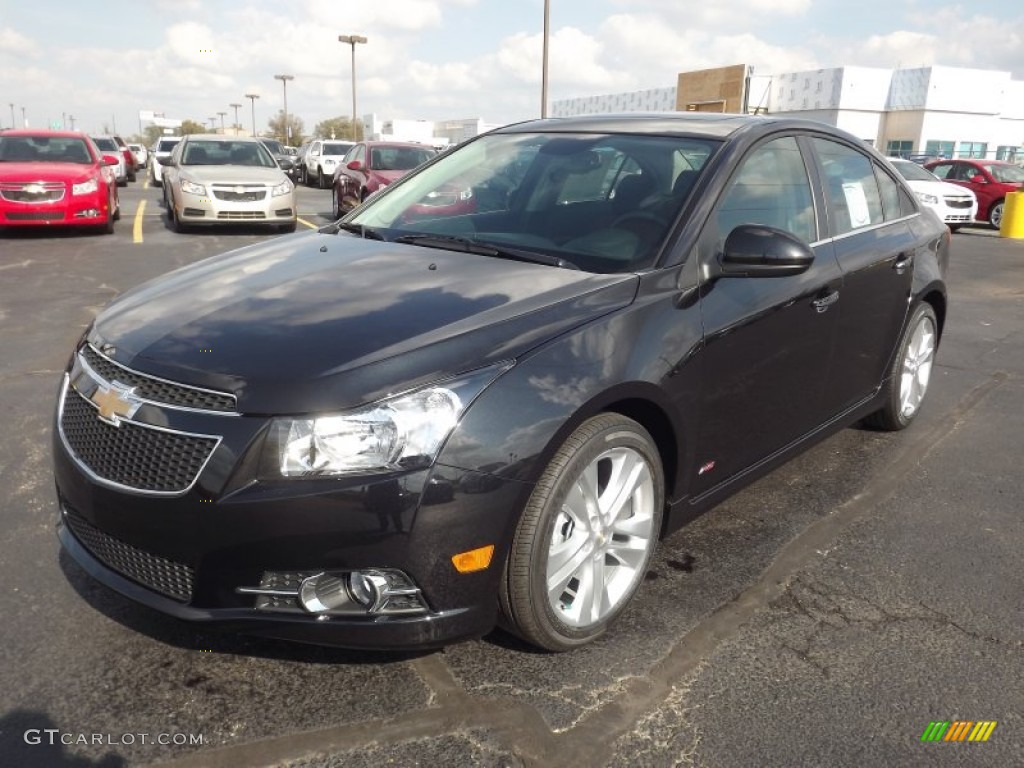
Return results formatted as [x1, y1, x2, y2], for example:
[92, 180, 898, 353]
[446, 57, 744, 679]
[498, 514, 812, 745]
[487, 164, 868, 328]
[552, 64, 1024, 162]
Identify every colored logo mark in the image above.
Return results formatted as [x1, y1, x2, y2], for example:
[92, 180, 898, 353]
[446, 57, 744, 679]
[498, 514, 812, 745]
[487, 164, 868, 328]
[921, 721, 997, 742]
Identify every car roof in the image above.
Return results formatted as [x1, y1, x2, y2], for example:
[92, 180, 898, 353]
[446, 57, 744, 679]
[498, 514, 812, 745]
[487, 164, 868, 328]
[184, 134, 261, 143]
[364, 141, 433, 149]
[2, 129, 88, 139]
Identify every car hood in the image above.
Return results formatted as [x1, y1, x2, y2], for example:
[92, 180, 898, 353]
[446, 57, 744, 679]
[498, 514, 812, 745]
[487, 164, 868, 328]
[180, 165, 287, 185]
[903, 178, 976, 199]
[0, 162, 96, 182]
[89, 231, 638, 414]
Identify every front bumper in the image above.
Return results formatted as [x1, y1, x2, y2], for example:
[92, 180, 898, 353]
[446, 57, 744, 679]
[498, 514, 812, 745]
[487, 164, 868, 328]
[52, 363, 526, 649]
[174, 188, 296, 226]
[0, 190, 112, 226]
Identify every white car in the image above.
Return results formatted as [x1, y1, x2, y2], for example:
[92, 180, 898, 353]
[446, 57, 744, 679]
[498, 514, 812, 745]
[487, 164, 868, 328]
[90, 136, 127, 186]
[887, 158, 977, 231]
[150, 136, 183, 184]
[128, 143, 148, 168]
[300, 139, 354, 188]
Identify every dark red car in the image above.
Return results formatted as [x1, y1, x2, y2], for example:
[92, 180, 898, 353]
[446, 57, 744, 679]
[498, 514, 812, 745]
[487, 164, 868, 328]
[0, 130, 121, 232]
[113, 134, 137, 182]
[924, 158, 1024, 229]
[331, 141, 436, 217]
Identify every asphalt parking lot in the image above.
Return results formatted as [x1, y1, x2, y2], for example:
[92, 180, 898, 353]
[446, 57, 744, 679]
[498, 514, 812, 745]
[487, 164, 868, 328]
[1, 180, 1022, 767]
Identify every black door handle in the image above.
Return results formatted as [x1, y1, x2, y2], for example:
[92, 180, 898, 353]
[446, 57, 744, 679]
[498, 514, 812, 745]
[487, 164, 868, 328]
[893, 252, 914, 274]
[812, 290, 839, 313]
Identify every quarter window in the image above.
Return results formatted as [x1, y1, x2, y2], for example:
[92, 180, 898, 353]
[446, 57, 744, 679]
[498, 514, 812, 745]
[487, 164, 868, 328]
[711, 136, 816, 245]
[812, 138, 884, 235]
[873, 164, 902, 221]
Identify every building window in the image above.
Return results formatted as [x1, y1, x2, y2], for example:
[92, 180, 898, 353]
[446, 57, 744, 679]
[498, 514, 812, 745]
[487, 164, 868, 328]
[957, 141, 987, 159]
[816, 81, 822, 93]
[885, 140, 913, 158]
[924, 140, 955, 159]
[996, 145, 1022, 162]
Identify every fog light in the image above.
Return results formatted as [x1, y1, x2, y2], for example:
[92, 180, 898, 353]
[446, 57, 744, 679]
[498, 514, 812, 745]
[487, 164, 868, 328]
[348, 571, 389, 612]
[298, 573, 351, 613]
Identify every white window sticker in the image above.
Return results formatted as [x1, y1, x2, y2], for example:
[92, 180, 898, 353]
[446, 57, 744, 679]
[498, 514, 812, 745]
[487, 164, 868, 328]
[842, 182, 871, 228]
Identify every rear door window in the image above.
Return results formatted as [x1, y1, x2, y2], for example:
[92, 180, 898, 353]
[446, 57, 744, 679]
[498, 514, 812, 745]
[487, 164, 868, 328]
[812, 138, 884, 236]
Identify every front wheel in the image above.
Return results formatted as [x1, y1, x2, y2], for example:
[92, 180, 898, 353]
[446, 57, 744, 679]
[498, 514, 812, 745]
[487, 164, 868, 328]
[331, 187, 341, 219]
[500, 414, 664, 651]
[864, 303, 938, 430]
[989, 200, 1004, 229]
[317, 168, 327, 189]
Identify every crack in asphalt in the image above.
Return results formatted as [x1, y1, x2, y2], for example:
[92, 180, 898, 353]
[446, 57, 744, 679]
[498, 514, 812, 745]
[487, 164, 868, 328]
[149, 371, 1009, 768]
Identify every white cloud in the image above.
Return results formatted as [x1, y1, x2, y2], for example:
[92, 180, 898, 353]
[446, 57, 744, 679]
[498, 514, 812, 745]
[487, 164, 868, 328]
[0, 26, 35, 56]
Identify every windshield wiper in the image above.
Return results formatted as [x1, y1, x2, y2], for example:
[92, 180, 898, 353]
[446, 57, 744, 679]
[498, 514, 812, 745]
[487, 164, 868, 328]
[329, 221, 387, 240]
[393, 234, 578, 270]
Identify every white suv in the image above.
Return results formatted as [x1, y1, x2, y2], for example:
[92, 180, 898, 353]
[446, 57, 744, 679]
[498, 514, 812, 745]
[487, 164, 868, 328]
[300, 139, 354, 188]
[150, 136, 183, 184]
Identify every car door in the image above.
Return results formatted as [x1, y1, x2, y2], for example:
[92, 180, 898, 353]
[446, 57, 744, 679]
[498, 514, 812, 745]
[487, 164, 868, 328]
[691, 134, 842, 496]
[306, 141, 321, 176]
[339, 144, 366, 208]
[810, 138, 917, 415]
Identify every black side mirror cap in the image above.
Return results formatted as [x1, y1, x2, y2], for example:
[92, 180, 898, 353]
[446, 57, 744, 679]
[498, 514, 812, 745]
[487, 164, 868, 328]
[718, 224, 815, 278]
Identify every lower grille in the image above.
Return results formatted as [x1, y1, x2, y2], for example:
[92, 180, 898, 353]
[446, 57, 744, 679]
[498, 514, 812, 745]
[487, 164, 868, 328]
[945, 199, 973, 209]
[217, 211, 266, 220]
[213, 189, 266, 202]
[64, 506, 195, 602]
[182, 208, 206, 217]
[60, 384, 219, 494]
[5, 211, 64, 221]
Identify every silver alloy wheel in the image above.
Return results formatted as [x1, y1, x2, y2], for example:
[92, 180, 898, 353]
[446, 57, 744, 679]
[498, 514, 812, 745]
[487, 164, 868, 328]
[545, 445, 656, 628]
[991, 201, 1003, 229]
[899, 313, 936, 419]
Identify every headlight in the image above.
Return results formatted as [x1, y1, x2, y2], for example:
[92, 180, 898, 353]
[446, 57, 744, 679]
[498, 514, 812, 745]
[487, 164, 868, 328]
[271, 180, 293, 197]
[262, 364, 511, 477]
[72, 178, 99, 195]
[917, 192, 939, 205]
[180, 179, 206, 195]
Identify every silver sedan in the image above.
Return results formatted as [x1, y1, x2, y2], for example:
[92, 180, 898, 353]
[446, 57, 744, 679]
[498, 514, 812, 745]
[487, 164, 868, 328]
[160, 135, 297, 233]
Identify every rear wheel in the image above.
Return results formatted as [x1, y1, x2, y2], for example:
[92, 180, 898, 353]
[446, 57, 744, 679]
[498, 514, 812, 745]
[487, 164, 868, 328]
[989, 200, 1004, 229]
[864, 303, 937, 430]
[317, 168, 327, 189]
[500, 414, 664, 651]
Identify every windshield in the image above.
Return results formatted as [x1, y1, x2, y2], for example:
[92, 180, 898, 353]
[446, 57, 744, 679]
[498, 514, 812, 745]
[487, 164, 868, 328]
[91, 138, 118, 151]
[892, 161, 940, 182]
[370, 146, 437, 171]
[261, 139, 284, 154]
[0, 136, 94, 163]
[157, 139, 181, 152]
[323, 142, 354, 156]
[985, 164, 1024, 183]
[182, 140, 278, 167]
[347, 131, 719, 274]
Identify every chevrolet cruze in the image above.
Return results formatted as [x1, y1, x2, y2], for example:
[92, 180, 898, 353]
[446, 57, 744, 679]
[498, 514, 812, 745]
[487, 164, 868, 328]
[54, 114, 949, 651]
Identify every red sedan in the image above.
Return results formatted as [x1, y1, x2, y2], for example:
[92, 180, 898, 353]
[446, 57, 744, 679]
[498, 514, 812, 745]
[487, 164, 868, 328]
[331, 141, 437, 218]
[0, 130, 121, 232]
[925, 158, 1024, 229]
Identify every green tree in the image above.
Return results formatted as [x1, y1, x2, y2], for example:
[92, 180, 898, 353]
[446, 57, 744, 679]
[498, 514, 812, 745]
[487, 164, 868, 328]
[313, 116, 362, 141]
[267, 110, 305, 146]
[179, 119, 207, 135]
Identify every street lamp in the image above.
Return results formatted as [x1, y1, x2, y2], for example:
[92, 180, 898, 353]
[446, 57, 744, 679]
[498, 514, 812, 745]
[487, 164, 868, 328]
[8, 103, 13, 130]
[541, 0, 550, 118]
[229, 103, 242, 135]
[68, 115, 75, 130]
[217, 111, 227, 134]
[245, 93, 259, 137]
[274, 74, 294, 145]
[208, 116, 216, 130]
[338, 35, 368, 140]
[21, 106, 27, 128]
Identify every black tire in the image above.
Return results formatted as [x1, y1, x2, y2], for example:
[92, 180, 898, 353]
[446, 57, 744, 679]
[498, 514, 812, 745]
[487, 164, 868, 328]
[101, 213, 115, 235]
[864, 303, 938, 431]
[948, 225, 960, 233]
[499, 413, 664, 651]
[168, 200, 186, 233]
[317, 168, 327, 189]
[278, 221, 297, 234]
[331, 187, 341, 219]
[989, 200, 1004, 229]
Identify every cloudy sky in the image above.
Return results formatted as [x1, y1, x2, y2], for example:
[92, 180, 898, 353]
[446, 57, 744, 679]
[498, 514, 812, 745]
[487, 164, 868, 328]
[1, 0, 1022, 136]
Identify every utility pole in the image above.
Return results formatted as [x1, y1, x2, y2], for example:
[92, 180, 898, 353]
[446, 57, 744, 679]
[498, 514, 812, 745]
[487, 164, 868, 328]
[338, 35, 368, 140]
[274, 74, 295, 145]
[541, 0, 550, 118]
[245, 93, 259, 137]
[217, 111, 227, 134]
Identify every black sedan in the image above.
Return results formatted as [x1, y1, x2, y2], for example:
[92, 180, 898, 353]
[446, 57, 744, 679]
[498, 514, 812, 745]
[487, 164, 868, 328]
[259, 138, 298, 182]
[53, 114, 949, 651]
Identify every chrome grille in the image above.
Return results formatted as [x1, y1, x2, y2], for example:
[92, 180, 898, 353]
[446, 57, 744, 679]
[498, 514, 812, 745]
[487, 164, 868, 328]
[81, 345, 236, 412]
[60, 384, 219, 494]
[212, 188, 266, 202]
[217, 211, 266, 220]
[0, 181, 65, 203]
[945, 199, 973, 209]
[64, 506, 194, 602]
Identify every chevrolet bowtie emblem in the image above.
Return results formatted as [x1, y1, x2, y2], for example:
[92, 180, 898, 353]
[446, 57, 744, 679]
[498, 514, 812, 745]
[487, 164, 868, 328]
[90, 382, 142, 426]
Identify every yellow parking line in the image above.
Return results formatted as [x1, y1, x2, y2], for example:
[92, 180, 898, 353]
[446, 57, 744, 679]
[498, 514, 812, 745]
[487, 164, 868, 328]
[297, 217, 318, 230]
[133, 200, 146, 243]
[142, 178, 149, 190]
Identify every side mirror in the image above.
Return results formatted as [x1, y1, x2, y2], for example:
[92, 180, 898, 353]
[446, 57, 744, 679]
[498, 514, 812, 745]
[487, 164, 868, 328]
[102, 155, 120, 166]
[970, 174, 987, 184]
[158, 156, 174, 166]
[718, 224, 814, 277]
[347, 160, 362, 171]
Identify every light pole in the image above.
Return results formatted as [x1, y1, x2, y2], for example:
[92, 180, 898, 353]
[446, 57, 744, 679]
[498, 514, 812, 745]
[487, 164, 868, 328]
[217, 111, 227, 134]
[68, 115, 75, 130]
[8, 103, 13, 130]
[229, 103, 242, 135]
[541, 0, 550, 118]
[22, 106, 27, 128]
[208, 116, 216, 130]
[274, 74, 294, 145]
[338, 35, 368, 140]
[245, 93, 259, 137]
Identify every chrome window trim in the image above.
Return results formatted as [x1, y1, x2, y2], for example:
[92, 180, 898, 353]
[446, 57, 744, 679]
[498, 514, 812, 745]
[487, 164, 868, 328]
[57, 374, 224, 497]
[826, 212, 921, 244]
[82, 343, 239, 416]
